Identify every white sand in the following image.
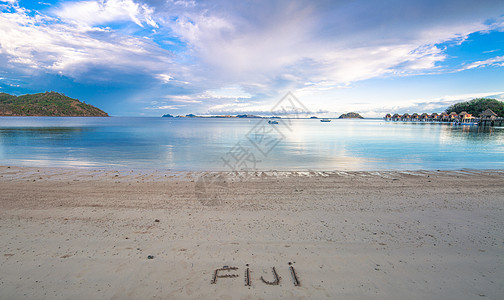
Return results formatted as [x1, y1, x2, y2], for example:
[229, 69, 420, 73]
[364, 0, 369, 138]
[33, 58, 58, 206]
[1, 166, 503, 299]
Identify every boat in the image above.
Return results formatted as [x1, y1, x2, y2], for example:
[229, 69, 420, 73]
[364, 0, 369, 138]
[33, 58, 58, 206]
[268, 120, 279, 124]
[320, 119, 331, 122]
[453, 121, 478, 126]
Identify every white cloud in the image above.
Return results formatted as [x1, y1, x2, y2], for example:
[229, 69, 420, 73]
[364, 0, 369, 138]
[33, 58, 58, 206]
[2, 0, 504, 116]
[0, 4, 172, 80]
[206, 101, 255, 113]
[205, 86, 252, 99]
[145, 105, 183, 110]
[157, 73, 173, 83]
[54, 0, 158, 28]
[359, 92, 504, 118]
[157, 0, 504, 96]
[435, 91, 504, 102]
[483, 49, 500, 54]
[304, 44, 446, 85]
[169, 3, 316, 81]
[459, 56, 504, 71]
[168, 96, 201, 104]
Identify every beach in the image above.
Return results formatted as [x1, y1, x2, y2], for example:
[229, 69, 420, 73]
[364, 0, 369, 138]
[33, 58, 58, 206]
[1, 166, 503, 299]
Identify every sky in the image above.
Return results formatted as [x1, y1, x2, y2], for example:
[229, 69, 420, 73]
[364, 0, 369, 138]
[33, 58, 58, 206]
[0, 0, 503, 117]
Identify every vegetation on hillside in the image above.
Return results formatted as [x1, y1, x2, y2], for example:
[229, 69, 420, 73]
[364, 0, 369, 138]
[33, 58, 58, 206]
[338, 112, 364, 119]
[0, 92, 108, 117]
[445, 98, 504, 116]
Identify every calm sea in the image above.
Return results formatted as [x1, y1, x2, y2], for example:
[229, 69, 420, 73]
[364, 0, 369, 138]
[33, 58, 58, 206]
[0, 117, 502, 171]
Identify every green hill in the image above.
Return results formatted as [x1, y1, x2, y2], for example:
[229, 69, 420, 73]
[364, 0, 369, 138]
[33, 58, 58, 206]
[445, 98, 504, 117]
[0, 92, 108, 117]
[338, 112, 364, 119]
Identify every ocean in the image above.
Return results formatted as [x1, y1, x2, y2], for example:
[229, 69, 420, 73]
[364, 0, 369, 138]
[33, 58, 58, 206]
[0, 117, 502, 171]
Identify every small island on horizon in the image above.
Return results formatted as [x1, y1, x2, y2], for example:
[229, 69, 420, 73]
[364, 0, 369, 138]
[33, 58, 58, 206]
[163, 113, 263, 118]
[0, 92, 108, 117]
[338, 112, 364, 119]
[162, 113, 367, 119]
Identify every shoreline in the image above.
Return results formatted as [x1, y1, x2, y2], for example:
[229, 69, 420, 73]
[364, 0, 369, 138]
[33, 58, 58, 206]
[1, 166, 503, 299]
[1, 164, 503, 175]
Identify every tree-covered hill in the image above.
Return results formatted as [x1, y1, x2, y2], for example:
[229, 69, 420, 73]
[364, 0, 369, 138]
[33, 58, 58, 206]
[445, 98, 504, 117]
[338, 112, 364, 119]
[0, 92, 108, 117]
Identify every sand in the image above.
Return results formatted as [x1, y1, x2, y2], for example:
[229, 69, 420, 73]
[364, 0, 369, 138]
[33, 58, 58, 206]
[0, 166, 503, 299]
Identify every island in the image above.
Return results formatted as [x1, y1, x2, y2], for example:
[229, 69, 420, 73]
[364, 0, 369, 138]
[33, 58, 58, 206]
[236, 114, 261, 118]
[338, 112, 364, 119]
[445, 98, 504, 116]
[167, 114, 263, 118]
[0, 92, 108, 117]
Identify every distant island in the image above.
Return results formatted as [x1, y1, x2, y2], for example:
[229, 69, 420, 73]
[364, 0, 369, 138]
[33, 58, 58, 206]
[162, 114, 262, 118]
[338, 112, 364, 119]
[0, 92, 108, 117]
[236, 114, 262, 118]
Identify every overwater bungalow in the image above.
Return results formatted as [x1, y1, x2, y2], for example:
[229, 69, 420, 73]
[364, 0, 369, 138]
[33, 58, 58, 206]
[439, 112, 449, 121]
[392, 113, 401, 121]
[480, 109, 498, 120]
[420, 113, 429, 121]
[458, 111, 475, 123]
[385, 109, 500, 126]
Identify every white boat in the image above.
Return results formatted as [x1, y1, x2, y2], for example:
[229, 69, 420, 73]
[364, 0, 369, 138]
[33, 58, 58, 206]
[320, 119, 331, 122]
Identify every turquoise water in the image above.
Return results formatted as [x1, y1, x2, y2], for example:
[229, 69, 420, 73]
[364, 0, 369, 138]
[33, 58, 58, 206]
[0, 117, 503, 171]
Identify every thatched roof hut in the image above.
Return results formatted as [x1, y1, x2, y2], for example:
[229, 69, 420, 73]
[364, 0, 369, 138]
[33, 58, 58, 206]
[480, 109, 498, 120]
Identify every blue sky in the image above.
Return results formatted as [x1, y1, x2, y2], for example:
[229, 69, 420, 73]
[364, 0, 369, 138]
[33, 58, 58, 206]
[0, 0, 503, 117]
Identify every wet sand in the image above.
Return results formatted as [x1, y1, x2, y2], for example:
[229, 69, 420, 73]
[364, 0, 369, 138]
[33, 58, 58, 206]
[1, 166, 503, 299]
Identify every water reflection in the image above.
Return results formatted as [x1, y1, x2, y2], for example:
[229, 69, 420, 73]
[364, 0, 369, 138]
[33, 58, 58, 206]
[0, 117, 502, 170]
[440, 125, 503, 144]
[0, 127, 92, 139]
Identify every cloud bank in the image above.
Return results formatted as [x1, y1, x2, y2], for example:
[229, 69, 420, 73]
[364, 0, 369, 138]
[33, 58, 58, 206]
[0, 0, 503, 115]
